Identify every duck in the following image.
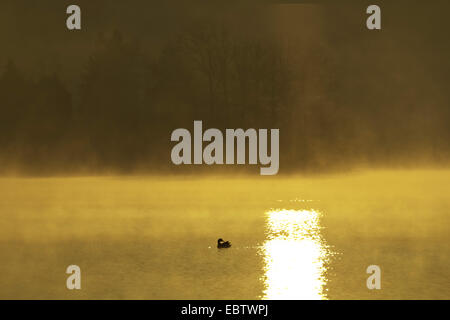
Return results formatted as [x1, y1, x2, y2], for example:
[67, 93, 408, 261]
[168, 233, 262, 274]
[217, 238, 231, 248]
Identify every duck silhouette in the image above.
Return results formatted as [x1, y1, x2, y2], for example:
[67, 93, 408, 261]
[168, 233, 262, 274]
[217, 238, 231, 248]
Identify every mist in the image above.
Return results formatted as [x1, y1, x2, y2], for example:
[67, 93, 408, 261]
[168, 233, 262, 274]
[0, 0, 448, 175]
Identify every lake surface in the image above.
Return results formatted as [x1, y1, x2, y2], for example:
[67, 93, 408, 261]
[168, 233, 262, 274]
[0, 170, 448, 299]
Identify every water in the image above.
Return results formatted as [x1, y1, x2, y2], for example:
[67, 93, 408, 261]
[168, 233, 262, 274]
[0, 170, 448, 299]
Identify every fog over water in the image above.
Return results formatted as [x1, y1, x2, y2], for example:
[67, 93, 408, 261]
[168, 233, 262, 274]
[0, 1, 448, 300]
[0, 170, 448, 299]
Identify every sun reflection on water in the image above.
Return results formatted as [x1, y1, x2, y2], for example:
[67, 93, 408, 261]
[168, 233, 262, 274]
[260, 209, 329, 300]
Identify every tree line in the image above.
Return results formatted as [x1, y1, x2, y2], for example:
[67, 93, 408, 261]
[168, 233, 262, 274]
[0, 26, 448, 175]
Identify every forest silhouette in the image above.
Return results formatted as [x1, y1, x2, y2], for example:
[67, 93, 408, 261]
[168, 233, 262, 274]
[0, 0, 448, 175]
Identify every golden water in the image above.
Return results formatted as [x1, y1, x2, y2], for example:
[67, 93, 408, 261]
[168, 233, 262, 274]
[0, 170, 448, 299]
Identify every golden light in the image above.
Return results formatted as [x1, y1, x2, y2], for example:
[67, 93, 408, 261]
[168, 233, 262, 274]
[260, 209, 329, 300]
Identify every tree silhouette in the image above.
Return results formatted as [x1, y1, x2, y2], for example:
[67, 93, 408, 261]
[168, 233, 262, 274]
[0, 60, 31, 169]
[79, 31, 148, 171]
